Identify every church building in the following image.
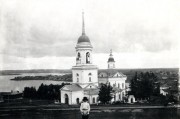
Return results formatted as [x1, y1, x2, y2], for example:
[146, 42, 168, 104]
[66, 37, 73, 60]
[60, 12, 127, 105]
[98, 50, 127, 102]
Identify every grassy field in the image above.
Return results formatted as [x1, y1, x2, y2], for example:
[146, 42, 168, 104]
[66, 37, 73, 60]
[0, 106, 179, 119]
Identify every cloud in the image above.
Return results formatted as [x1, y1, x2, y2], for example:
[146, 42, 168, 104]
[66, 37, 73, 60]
[0, 0, 179, 69]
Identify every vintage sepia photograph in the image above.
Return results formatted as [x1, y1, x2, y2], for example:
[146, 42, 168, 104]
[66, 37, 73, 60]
[0, 0, 180, 119]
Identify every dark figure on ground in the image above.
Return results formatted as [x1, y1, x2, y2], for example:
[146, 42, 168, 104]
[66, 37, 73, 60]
[80, 97, 90, 119]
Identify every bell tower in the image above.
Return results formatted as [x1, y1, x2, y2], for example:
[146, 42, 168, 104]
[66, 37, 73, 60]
[76, 11, 92, 65]
[72, 11, 98, 88]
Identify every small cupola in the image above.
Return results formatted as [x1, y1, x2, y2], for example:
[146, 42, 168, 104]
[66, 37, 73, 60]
[108, 49, 115, 69]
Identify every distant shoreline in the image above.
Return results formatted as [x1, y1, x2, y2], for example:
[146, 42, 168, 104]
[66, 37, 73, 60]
[10, 74, 72, 82]
[0, 73, 22, 76]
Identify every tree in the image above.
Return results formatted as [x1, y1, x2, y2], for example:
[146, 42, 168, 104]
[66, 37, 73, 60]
[130, 72, 160, 101]
[98, 83, 113, 104]
[129, 72, 138, 96]
[23, 87, 37, 99]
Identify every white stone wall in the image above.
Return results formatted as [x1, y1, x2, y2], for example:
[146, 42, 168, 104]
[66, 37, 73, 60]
[72, 69, 98, 85]
[108, 77, 126, 89]
[72, 91, 84, 104]
[111, 91, 126, 102]
[84, 94, 99, 104]
[61, 90, 72, 104]
[108, 62, 115, 69]
[61, 90, 84, 105]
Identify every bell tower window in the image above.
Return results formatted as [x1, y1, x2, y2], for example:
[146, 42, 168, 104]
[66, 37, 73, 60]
[89, 77, 91, 82]
[76, 53, 81, 64]
[86, 52, 90, 64]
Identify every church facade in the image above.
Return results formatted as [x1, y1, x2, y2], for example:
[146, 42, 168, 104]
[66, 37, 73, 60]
[60, 12, 127, 105]
[98, 50, 127, 102]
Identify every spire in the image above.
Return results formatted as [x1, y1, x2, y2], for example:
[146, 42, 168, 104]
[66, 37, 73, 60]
[110, 49, 113, 56]
[82, 10, 85, 35]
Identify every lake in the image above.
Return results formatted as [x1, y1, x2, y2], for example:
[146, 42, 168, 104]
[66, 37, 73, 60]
[0, 108, 179, 119]
[0, 73, 67, 92]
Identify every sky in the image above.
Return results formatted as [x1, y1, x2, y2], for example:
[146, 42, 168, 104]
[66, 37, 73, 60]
[0, 0, 180, 70]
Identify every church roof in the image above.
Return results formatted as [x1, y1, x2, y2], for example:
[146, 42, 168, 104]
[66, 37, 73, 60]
[83, 83, 99, 89]
[98, 69, 127, 78]
[61, 84, 82, 91]
[77, 34, 91, 44]
[108, 57, 115, 62]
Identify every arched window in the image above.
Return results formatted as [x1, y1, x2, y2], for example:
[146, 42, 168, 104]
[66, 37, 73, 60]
[122, 83, 124, 89]
[119, 94, 121, 100]
[93, 97, 95, 103]
[64, 94, 69, 104]
[76, 98, 79, 104]
[86, 52, 90, 63]
[88, 73, 92, 76]
[77, 52, 81, 61]
[89, 77, 91, 82]
[77, 78, 79, 82]
[76, 73, 79, 77]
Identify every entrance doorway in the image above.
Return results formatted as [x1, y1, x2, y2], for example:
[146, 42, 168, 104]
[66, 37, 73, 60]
[76, 98, 79, 104]
[65, 94, 69, 104]
[131, 98, 133, 103]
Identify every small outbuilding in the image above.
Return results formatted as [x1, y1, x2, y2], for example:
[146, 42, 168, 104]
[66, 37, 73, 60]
[127, 95, 136, 103]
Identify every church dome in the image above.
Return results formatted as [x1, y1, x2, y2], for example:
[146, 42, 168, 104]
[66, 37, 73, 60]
[108, 49, 115, 62]
[108, 57, 115, 62]
[77, 34, 90, 44]
[76, 11, 92, 48]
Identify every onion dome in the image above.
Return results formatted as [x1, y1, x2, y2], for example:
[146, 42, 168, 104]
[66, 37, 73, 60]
[108, 57, 115, 62]
[108, 49, 115, 62]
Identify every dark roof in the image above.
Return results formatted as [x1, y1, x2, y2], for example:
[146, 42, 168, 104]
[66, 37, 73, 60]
[77, 34, 90, 44]
[162, 89, 169, 92]
[83, 83, 99, 89]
